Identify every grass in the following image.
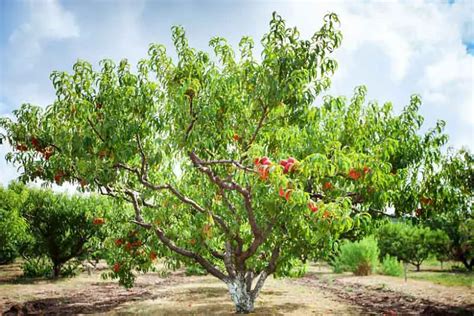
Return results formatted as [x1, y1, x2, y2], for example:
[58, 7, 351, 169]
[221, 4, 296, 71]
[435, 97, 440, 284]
[408, 271, 473, 288]
[383, 259, 474, 288]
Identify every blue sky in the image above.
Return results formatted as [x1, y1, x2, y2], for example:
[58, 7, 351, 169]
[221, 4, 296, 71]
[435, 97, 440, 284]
[0, 0, 473, 187]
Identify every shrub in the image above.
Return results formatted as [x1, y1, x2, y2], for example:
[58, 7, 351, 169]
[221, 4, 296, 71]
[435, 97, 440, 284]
[60, 261, 81, 278]
[380, 255, 403, 276]
[331, 258, 345, 274]
[22, 256, 54, 278]
[332, 236, 379, 276]
[22, 256, 80, 278]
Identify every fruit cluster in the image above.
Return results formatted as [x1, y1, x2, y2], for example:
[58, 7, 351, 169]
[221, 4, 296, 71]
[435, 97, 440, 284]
[92, 217, 105, 225]
[54, 171, 65, 184]
[113, 262, 121, 273]
[254, 156, 272, 180]
[278, 187, 292, 201]
[348, 166, 371, 181]
[115, 230, 144, 253]
[307, 201, 318, 213]
[15, 137, 55, 160]
[323, 181, 332, 190]
[420, 197, 433, 206]
[254, 156, 300, 181]
[279, 157, 298, 174]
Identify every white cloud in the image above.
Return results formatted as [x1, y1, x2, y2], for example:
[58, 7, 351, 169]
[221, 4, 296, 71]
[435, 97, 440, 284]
[285, 0, 473, 148]
[8, 0, 79, 59]
[422, 51, 474, 125]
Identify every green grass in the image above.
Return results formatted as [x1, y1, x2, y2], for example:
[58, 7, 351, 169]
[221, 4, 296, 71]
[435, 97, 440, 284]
[408, 272, 473, 288]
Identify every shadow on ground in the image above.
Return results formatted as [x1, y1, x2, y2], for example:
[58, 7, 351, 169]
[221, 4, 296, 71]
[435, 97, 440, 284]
[114, 302, 304, 316]
[2, 282, 160, 315]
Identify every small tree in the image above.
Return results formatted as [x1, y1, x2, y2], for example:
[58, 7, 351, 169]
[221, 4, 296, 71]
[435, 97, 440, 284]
[0, 12, 452, 312]
[419, 150, 473, 271]
[429, 229, 451, 269]
[377, 221, 446, 271]
[21, 189, 110, 277]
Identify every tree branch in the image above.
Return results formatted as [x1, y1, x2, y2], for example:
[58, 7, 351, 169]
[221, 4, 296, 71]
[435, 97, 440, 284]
[251, 245, 280, 298]
[198, 159, 257, 174]
[185, 97, 197, 140]
[154, 225, 228, 281]
[189, 151, 261, 239]
[86, 116, 106, 143]
[132, 219, 228, 281]
[244, 105, 268, 152]
[239, 216, 276, 261]
[136, 134, 148, 176]
[223, 241, 236, 278]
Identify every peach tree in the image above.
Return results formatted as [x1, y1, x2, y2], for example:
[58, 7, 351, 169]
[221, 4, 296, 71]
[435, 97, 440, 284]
[417, 149, 473, 270]
[0, 13, 449, 312]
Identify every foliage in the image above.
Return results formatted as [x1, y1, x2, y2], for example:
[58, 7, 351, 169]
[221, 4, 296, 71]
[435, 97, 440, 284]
[377, 221, 448, 271]
[331, 236, 379, 276]
[0, 183, 30, 264]
[99, 199, 162, 287]
[380, 255, 403, 277]
[0, 11, 454, 312]
[21, 188, 111, 277]
[429, 229, 452, 265]
[418, 150, 473, 271]
[22, 256, 54, 278]
[185, 264, 208, 276]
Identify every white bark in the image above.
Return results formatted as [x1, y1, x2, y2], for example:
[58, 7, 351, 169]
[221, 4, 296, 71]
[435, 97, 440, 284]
[227, 277, 255, 313]
[251, 271, 268, 299]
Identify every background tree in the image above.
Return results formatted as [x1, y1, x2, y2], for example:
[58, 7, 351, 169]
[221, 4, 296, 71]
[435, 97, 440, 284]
[21, 189, 110, 277]
[0, 12, 451, 313]
[377, 221, 447, 271]
[418, 149, 473, 271]
[0, 182, 30, 264]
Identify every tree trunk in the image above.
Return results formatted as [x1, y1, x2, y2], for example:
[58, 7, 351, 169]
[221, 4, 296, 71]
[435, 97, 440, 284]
[466, 259, 473, 272]
[403, 262, 408, 282]
[226, 277, 255, 313]
[53, 263, 62, 278]
[461, 257, 473, 271]
[415, 263, 421, 272]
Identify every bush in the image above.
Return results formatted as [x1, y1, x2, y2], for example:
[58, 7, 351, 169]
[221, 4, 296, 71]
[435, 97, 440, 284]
[331, 259, 345, 274]
[332, 236, 379, 276]
[22, 257, 54, 278]
[380, 255, 403, 276]
[22, 257, 80, 278]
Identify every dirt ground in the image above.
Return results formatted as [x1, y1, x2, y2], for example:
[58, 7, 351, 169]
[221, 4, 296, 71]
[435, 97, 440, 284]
[295, 266, 474, 315]
[1, 262, 473, 315]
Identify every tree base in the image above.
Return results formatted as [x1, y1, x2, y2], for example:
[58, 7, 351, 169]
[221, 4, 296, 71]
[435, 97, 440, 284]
[227, 279, 255, 314]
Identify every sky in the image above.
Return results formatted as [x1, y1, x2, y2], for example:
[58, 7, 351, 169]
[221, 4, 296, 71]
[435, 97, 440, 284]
[0, 0, 473, 188]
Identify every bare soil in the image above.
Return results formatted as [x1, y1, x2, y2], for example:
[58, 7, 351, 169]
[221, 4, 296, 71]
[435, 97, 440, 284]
[1, 263, 473, 315]
[295, 268, 474, 315]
